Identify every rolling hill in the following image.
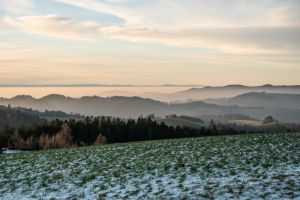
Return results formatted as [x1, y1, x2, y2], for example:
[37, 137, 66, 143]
[1, 94, 300, 123]
[0, 105, 83, 128]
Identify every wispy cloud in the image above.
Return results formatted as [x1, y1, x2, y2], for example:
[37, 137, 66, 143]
[100, 26, 300, 54]
[51, 0, 300, 53]
[0, 0, 33, 14]
[54, 0, 139, 24]
[3, 15, 101, 40]
[54, 0, 300, 28]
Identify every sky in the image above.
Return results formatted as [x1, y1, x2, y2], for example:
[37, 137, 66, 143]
[0, 0, 300, 86]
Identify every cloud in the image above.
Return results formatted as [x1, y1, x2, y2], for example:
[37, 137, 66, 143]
[52, 0, 300, 53]
[103, 0, 129, 4]
[3, 15, 101, 40]
[2, 0, 300, 55]
[101, 26, 300, 54]
[54, 0, 300, 28]
[0, 0, 33, 14]
[54, 0, 140, 25]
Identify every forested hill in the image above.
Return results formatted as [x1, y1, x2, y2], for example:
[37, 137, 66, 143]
[0, 104, 299, 151]
[0, 105, 83, 128]
[0, 106, 41, 128]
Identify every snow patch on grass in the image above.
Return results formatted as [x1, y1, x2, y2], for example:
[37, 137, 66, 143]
[0, 133, 299, 199]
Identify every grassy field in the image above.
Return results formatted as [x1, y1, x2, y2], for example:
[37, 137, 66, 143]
[0, 133, 299, 199]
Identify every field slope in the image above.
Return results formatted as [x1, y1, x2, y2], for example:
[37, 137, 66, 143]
[0, 133, 299, 199]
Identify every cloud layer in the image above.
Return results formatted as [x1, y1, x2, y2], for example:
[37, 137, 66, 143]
[0, 0, 33, 14]
[42, 0, 300, 54]
[2, 0, 300, 49]
[54, 0, 300, 27]
[3, 15, 101, 40]
[100, 26, 300, 54]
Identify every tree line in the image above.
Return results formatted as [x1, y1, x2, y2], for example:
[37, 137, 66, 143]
[0, 116, 239, 150]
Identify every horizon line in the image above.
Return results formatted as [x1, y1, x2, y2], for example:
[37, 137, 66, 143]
[0, 84, 205, 88]
[0, 84, 300, 88]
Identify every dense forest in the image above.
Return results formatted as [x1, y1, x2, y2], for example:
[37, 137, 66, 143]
[0, 116, 240, 150]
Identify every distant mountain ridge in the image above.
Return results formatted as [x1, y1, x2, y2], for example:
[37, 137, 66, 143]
[2, 84, 300, 102]
[167, 84, 300, 101]
[1, 94, 300, 123]
[204, 92, 300, 110]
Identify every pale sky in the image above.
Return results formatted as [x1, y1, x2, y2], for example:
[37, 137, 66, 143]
[0, 0, 300, 85]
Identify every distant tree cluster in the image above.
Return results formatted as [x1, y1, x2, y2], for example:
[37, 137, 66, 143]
[0, 116, 238, 150]
[262, 116, 276, 124]
[166, 114, 204, 124]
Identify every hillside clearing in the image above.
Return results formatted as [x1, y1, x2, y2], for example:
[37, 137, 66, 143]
[0, 133, 299, 199]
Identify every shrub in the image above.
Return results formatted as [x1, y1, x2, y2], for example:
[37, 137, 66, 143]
[94, 134, 107, 145]
[38, 124, 73, 150]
